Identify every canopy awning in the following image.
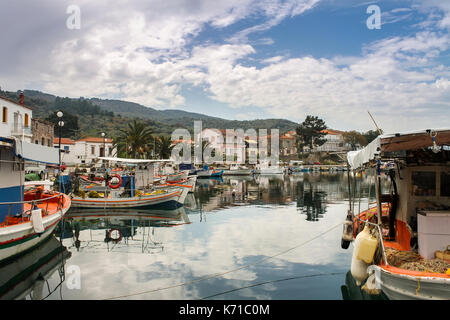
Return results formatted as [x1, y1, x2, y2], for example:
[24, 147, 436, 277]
[97, 156, 173, 164]
[347, 128, 450, 169]
[15, 139, 59, 164]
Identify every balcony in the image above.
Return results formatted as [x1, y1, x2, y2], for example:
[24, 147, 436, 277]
[11, 125, 32, 138]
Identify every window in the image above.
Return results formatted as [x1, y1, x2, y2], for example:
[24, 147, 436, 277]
[24, 114, 29, 127]
[64, 146, 69, 151]
[412, 171, 436, 196]
[35, 140, 39, 144]
[41, 137, 45, 145]
[441, 172, 450, 197]
[91, 146, 95, 155]
[2, 107, 7, 123]
[47, 139, 51, 147]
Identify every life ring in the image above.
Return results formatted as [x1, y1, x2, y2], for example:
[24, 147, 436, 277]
[108, 229, 123, 243]
[108, 174, 122, 189]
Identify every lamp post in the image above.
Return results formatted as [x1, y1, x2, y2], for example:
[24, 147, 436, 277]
[56, 111, 64, 170]
[101, 132, 106, 157]
[56, 111, 64, 191]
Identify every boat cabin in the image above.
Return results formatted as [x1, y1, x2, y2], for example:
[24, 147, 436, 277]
[348, 129, 450, 258]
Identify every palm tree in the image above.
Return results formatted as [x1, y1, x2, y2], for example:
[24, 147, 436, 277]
[155, 135, 174, 159]
[114, 120, 153, 158]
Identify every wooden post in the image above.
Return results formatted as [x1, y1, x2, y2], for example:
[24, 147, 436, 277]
[374, 165, 382, 225]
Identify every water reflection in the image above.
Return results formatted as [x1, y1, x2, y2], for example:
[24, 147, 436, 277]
[0, 234, 70, 300]
[193, 172, 379, 222]
[61, 208, 190, 254]
[3, 172, 392, 300]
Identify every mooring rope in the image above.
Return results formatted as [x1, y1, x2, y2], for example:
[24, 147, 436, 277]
[200, 272, 346, 299]
[103, 221, 343, 300]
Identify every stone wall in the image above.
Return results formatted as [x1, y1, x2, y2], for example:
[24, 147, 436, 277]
[31, 118, 54, 147]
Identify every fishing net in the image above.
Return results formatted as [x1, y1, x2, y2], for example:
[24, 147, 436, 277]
[385, 247, 450, 274]
[399, 259, 450, 274]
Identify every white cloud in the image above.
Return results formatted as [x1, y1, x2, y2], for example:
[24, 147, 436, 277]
[0, 0, 449, 132]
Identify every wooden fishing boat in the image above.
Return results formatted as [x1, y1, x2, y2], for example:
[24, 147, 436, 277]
[196, 165, 224, 178]
[342, 128, 450, 300]
[71, 156, 190, 209]
[70, 186, 189, 209]
[255, 163, 284, 175]
[223, 163, 253, 176]
[0, 137, 71, 263]
[155, 176, 197, 193]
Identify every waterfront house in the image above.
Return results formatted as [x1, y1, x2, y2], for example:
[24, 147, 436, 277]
[313, 129, 351, 153]
[53, 136, 115, 165]
[0, 92, 33, 143]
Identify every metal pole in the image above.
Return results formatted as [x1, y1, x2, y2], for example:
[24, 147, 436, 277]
[375, 161, 382, 225]
[58, 125, 62, 171]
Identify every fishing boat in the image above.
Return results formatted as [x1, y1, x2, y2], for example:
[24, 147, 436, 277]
[341, 128, 450, 300]
[155, 175, 197, 193]
[178, 163, 198, 176]
[223, 163, 253, 176]
[0, 137, 71, 263]
[196, 165, 224, 178]
[255, 162, 284, 175]
[70, 157, 189, 209]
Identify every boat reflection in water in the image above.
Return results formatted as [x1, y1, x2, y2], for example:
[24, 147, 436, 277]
[0, 234, 71, 300]
[341, 271, 388, 300]
[61, 207, 190, 254]
[193, 173, 371, 221]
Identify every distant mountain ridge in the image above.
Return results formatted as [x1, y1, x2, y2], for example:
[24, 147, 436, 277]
[17, 90, 299, 133]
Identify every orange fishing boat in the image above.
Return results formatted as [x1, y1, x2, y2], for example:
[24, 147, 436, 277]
[341, 128, 450, 300]
[0, 137, 71, 262]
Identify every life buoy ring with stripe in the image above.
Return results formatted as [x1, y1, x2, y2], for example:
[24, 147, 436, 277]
[108, 174, 122, 189]
[108, 229, 123, 243]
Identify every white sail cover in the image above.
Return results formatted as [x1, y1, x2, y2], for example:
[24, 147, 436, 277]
[347, 136, 381, 170]
[15, 139, 59, 164]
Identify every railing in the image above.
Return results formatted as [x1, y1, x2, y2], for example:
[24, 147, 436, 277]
[0, 193, 65, 226]
[11, 126, 32, 136]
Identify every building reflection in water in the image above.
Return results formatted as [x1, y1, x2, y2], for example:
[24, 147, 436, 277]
[193, 172, 385, 222]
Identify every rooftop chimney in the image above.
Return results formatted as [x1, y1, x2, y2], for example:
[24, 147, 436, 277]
[19, 91, 24, 105]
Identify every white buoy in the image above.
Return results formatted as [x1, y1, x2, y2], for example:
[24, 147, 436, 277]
[350, 226, 370, 286]
[31, 208, 44, 233]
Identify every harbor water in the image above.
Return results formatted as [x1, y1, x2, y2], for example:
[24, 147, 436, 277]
[1, 172, 387, 300]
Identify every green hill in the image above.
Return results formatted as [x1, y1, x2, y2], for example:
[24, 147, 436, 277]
[1, 89, 298, 138]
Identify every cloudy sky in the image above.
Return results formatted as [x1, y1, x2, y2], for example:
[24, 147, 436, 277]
[1, 0, 449, 132]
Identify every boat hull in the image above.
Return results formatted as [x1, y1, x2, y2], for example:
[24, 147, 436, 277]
[197, 169, 224, 178]
[256, 168, 284, 175]
[223, 169, 253, 175]
[374, 265, 450, 300]
[70, 188, 189, 210]
[0, 194, 71, 263]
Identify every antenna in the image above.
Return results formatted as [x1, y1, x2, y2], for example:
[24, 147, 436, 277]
[367, 111, 383, 135]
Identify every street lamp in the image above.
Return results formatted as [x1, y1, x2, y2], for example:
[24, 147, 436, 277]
[101, 132, 106, 157]
[57, 111, 64, 171]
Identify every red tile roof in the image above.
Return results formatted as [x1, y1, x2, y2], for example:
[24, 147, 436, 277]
[77, 137, 113, 143]
[321, 129, 344, 135]
[0, 95, 33, 110]
[53, 138, 75, 145]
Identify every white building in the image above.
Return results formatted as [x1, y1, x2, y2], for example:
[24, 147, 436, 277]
[313, 129, 351, 153]
[0, 93, 33, 143]
[54, 136, 115, 165]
